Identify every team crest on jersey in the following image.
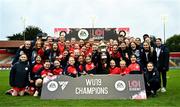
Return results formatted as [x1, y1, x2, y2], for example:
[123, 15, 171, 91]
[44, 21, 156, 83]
[136, 65, 139, 69]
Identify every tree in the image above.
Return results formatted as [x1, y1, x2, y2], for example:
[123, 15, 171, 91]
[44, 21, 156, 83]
[166, 34, 180, 52]
[7, 33, 24, 40]
[7, 26, 43, 40]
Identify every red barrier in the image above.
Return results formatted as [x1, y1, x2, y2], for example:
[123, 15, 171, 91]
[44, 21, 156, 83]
[170, 52, 180, 58]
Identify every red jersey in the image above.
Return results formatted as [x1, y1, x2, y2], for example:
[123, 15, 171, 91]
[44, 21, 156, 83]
[58, 42, 65, 54]
[41, 69, 51, 76]
[37, 48, 44, 57]
[52, 68, 63, 75]
[85, 62, 95, 72]
[78, 64, 84, 72]
[111, 51, 122, 59]
[128, 63, 140, 72]
[109, 67, 120, 74]
[85, 48, 92, 56]
[32, 64, 43, 73]
[67, 65, 77, 75]
[119, 67, 130, 75]
[69, 46, 74, 53]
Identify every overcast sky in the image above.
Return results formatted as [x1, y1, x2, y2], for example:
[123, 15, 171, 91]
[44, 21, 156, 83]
[0, 0, 180, 41]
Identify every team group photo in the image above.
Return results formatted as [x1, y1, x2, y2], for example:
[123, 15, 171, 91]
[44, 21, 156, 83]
[0, 0, 180, 106]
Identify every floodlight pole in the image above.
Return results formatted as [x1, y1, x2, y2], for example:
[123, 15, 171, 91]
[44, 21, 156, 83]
[162, 15, 167, 44]
[21, 17, 26, 41]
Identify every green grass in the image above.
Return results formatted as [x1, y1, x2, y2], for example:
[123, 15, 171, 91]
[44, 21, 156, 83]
[0, 69, 180, 107]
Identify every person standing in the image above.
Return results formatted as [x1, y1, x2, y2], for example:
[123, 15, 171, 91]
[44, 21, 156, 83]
[140, 42, 157, 71]
[155, 38, 169, 92]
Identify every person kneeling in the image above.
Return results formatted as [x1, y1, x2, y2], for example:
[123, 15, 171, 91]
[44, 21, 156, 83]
[9, 54, 32, 96]
[145, 62, 160, 97]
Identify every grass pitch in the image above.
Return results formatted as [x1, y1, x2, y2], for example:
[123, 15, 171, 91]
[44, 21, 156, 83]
[0, 69, 180, 107]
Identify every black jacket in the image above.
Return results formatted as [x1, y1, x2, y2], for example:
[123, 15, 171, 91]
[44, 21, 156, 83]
[9, 61, 31, 88]
[140, 48, 157, 70]
[50, 50, 60, 62]
[155, 45, 169, 71]
[96, 62, 109, 74]
[144, 68, 160, 84]
[12, 46, 32, 65]
[92, 50, 99, 66]
[119, 49, 131, 66]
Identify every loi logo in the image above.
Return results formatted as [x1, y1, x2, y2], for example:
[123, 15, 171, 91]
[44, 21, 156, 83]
[115, 80, 126, 91]
[128, 80, 141, 91]
[47, 81, 58, 92]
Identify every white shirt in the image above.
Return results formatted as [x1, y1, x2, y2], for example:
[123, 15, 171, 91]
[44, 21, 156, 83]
[156, 47, 161, 61]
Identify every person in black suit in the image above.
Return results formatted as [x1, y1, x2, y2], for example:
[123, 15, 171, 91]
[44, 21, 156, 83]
[155, 38, 169, 92]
